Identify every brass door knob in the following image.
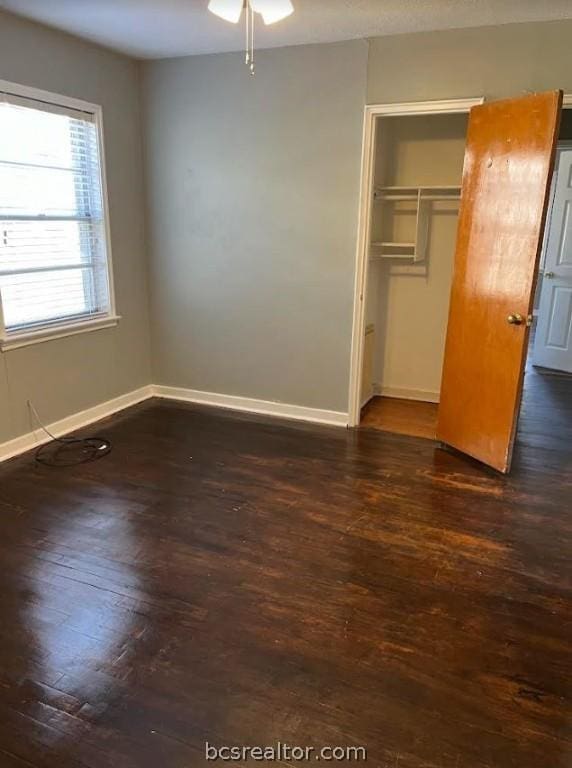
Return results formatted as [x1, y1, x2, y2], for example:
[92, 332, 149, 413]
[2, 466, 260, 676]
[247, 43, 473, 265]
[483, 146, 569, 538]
[507, 313, 524, 325]
[544, 271, 555, 279]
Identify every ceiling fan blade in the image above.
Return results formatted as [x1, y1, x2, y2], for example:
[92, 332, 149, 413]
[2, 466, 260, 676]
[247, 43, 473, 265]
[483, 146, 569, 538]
[208, 0, 244, 23]
[250, 0, 294, 25]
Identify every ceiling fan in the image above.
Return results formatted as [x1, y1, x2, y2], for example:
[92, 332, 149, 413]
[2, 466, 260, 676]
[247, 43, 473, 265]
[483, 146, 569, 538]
[208, 0, 294, 74]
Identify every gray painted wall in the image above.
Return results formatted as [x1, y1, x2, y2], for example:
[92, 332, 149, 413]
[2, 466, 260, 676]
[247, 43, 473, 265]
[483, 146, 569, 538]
[142, 41, 367, 413]
[367, 20, 572, 103]
[4, 15, 572, 443]
[143, 20, 572, 419]
[0, 10, 151, 443]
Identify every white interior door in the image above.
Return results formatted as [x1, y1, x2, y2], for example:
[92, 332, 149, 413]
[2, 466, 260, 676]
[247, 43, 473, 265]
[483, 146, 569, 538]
[533, 148, 572, 373]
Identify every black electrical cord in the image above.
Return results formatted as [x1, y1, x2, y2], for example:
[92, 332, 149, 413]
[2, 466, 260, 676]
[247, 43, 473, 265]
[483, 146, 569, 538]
[28, 400, 112, 467]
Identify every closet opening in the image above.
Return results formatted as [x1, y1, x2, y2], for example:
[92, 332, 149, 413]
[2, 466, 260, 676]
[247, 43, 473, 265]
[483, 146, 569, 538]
[352, 104, 474, 438]
[350, 96, 572, 459]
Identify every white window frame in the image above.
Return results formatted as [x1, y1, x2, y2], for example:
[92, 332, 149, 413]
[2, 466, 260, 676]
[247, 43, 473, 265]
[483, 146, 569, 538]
[0, 79, 119, 352]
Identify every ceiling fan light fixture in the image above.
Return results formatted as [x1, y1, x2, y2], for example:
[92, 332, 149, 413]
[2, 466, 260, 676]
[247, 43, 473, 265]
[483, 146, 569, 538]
[207, 0, 243, 24]
[250, 0, 294, 25]
[207, 0, 295, 74]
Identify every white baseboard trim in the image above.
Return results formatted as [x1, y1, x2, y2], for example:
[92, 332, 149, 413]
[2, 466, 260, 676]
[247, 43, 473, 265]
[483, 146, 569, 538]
[374, 385, 440, 404]
[361, 395, 375, 409]
[0, 385, 153, 463]
[153, 385, 349, 428]
[0, 383, 349, 464]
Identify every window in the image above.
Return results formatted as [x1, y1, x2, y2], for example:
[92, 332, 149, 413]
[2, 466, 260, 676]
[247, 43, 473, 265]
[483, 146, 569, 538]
[0, 82, 117, 350]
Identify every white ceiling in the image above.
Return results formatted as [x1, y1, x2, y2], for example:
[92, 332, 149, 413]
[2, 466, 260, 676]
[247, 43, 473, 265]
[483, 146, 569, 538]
[1, 0, 572, 60]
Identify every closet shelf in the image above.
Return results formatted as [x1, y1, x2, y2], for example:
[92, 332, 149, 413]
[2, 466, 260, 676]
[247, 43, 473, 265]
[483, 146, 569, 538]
[378, 185, 460, 190]
[370, 242, 417, 260]
[371, 242, 416, 248]
[374, 184, 461, 202]
[369, 254, 418, 261]
[370, 184, 462, 263]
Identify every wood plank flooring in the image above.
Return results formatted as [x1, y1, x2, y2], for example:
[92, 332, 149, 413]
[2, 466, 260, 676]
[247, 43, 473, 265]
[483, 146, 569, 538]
[360, 396, 439, 439]
[517, 358, 572, 454]
[0, 382, 570, 767]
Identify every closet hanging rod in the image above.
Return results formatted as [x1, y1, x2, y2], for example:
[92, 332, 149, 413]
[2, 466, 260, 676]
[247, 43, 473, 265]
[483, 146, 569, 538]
[376, 185, 461, 191]
[374, 190, 461, 202]
[374, 193, 418, 201]
[421, 194, 461, 201]
[371, 242, 416, 248]
[374, 184, 461, 197]
[369, 253, 417, 261]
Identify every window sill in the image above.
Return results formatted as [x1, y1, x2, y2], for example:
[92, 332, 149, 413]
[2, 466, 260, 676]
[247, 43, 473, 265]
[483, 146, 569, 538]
[0, 315, 121, 352]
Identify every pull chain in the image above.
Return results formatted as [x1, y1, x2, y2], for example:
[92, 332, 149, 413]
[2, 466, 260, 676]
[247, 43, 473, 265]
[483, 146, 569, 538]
[249, 2, 255, 75]
[245, 0, 250, 66]
[244, 0, 255, 75]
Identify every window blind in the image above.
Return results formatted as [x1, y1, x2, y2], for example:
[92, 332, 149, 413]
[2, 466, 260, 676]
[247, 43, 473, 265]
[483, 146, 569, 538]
[0, 91, 111, 335]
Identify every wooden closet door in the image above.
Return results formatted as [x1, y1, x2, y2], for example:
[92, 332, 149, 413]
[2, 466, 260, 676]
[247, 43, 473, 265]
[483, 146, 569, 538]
[437, 91, 562, 473]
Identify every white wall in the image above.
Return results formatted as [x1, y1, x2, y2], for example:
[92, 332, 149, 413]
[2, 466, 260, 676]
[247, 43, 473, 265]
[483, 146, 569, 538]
[142, 41, 367, 413]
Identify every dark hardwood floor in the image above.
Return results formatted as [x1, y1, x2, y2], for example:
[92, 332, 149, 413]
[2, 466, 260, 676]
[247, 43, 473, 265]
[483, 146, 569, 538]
[517, 351, 572, 455]
[0, 378, 570, 767]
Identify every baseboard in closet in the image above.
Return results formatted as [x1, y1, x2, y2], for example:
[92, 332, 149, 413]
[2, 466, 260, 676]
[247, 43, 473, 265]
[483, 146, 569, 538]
[374, 385, 440, 404]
